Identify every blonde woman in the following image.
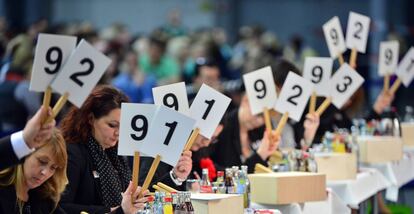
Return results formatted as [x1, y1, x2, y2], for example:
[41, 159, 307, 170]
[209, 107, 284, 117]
[0, 128, 67, 213]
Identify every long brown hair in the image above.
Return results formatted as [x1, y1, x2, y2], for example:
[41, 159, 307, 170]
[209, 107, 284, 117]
[0, 128, 68, 213]
[59, 85, 129, 144]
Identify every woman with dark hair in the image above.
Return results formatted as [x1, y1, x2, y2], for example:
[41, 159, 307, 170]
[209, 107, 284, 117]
[59, 85, 191, 213]
[0, 128, 67, 213]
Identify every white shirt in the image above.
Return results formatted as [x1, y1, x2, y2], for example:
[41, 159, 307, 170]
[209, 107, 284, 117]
[10, 131, 34, 159]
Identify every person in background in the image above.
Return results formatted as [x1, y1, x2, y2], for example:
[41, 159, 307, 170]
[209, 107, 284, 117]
[0, 106, 55, 171]
[186, 57, 221, 100]
[301, 87, 395, 146]
[209, 59, 321, 172]
[59, 85, 189, 213]
[0, 129, 67, 213]
[139, 33, 180, 84]
[112, 49, 156, 103]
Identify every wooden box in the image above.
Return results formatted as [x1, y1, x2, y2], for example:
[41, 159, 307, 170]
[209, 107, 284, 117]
[191, 193, 244, 214]
[315, 153, 357, 180]
[357, 136, 403, 164]
[401, 122, 414, 146]
[248, 172, 326, 205]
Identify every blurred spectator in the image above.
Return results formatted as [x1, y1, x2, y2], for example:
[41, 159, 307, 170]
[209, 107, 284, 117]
[283, 34, 317, 70]
[161, 9, 187, 38]
[139, 33, 180, 84]
[112, 49, 156, 103]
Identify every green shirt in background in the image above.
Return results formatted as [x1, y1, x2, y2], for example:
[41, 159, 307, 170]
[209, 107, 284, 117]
[139, 54, 179, 81]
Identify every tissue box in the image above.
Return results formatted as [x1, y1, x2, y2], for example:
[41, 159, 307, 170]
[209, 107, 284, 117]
[401, 123, 414, 146]
[315, 153, 357, 180]
[357, 136, 403, 163]
[191, 193, 244, 214]
[248, 172, 326, 205]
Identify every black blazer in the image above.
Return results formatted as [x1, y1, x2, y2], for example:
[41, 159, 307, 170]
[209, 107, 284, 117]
[210, 109, 268, 174]
[59, 143, 130, 214]
[0, 136, 20, 171]
[59, 143, 112, 214]
[0, 185, 66, 213]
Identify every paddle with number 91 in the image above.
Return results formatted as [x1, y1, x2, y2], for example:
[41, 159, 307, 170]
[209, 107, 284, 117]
[139, 105, 195, 166]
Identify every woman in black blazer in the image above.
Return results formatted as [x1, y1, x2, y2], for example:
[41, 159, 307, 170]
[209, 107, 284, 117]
[0, 128, 67, 213]
[59, 85, 191, 213]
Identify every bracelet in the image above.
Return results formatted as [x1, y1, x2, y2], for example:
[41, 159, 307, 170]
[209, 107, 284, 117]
[169, 170, 186, 185]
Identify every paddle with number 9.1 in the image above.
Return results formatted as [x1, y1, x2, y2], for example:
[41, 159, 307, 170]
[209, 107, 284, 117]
[391, 47, 414, 94]
[378, 41, 399, 92]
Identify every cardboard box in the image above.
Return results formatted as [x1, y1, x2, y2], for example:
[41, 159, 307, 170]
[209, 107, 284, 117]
[248, 172, 326, 205]
[191, 193, 244, 214]
[357, 136, 403, 164]
[315, 153, 357, 180]
[401, 122, 414, 146]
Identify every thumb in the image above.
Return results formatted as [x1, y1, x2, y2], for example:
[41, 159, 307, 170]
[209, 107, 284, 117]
[33, 106, 50, 125]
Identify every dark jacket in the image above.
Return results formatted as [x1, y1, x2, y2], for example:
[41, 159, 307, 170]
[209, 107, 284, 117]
[0, 185, 66, 213]
[0, 136, 21, 171]
[210, 109, 268, 173]
[60, 143, 122, 214]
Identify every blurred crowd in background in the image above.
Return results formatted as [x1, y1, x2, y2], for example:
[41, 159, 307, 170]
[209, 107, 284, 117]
[0, 8, 411, 138]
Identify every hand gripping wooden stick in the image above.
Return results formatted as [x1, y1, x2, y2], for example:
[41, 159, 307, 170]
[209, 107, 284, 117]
[316, 97, 332, 116]
[157, 182, 178, 193]
[184, 128, 200, 151]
